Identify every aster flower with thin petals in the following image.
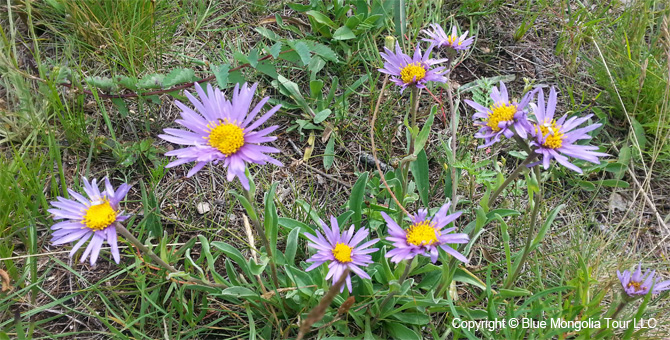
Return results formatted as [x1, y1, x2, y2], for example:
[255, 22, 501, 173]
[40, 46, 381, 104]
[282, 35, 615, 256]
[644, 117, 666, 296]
[159, 82, 282, 190]
[378, 42, 448, 93]
[422, 24, 474, 52]
[381, 202, 469, 264]
[48, 177, 131, 266]
[464, 81, 534, 148]
[617, 263, 670, 297]
[528, 87, 609, 173]
[304, 216, 379, 293]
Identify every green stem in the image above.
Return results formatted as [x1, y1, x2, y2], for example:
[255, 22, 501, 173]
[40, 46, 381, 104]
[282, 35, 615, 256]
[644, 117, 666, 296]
[114, 222, 227, 288]
[446, 77, 458, 212]
[408, 86, 419, 155]
[398, 87, 420, 224]
[503, 165, 542, 289]
[243, 188, 280, 289]
[371, 261, 413, 326]
[488, 153, 538, 205]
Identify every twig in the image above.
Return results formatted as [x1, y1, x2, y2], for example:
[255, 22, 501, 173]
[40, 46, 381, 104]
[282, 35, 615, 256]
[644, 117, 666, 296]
[282, 139, 352, 188]
[296, 269, 350, 340]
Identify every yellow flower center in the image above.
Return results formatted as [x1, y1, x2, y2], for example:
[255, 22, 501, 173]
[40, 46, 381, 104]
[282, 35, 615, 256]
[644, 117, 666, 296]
[627, 280, 645, 292]
[406, 221, 440, 246]
[83, 200, 116, 231]
[486, 103, 517, 132]
[535, 120, 564, 149]
[447, 35, 462, 46]
[332, 243, 353, 263]
[206, 120, 245, 156]
[400, 62, 427, 84]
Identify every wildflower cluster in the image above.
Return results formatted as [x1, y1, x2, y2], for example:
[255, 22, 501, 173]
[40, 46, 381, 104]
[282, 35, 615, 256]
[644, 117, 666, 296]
[41, 16, 669, 339]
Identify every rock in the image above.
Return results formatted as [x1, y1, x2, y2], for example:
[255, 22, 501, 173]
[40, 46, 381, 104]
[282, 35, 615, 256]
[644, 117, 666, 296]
[609, 192, 627, 212]
[196, 202, 211, 214]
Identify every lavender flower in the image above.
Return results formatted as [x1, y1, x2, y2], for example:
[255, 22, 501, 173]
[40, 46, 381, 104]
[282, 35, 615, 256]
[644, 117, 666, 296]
[465, 81, 534, 148]
[378, 42, 448, 93]
[381, 202, 469, 264]
[528, 87, 608, 173]
[304, 216, 379, 293]
[617, 263, 670, 296]
[48, 177, 131, 266]
[422, 24, 474, 52]
[159, 82, 282, 190]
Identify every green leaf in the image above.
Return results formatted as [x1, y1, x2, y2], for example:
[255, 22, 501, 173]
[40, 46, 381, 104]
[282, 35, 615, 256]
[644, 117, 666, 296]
[264, 183, 279, 251]
[284, 227, 300, 264]
[485, 209, 521, 221]
[531, 204, 565, 249]
[111, 98, 129, 118]
[597, 179, 629, 188]
[576, 180, 596, 191]
[220, 287, 258, 299]
[211, 241, 252, 279]
[289, 40, 312, 66]
[454, 267, 486, 290]
[306, 10, 336, 28]
[343, 74, 369, 97]
[323, 135, 335, 170]
[630, 117, 647, 151]
[344, 14, 363, 30]
[197, 235, 228, 285]
[389, 313, 430, 325]
[499, 288, 532, 298]
[255, 60, 278, 79]
[136, 73, 165, 89]
[268, 42, 283, 58]
[304, 41, 340, 62]
[308, 56, 326, 79]
[313, 109, 332, 124]
[85, 76, 117, 92]
[231, 192, 258, 221]
[247, 48, 259, 68]
[276, 75, 313, 115]
[248, 257, 269, 276]
[162, 68, 196, 87]
[410, 149, 430, 206]
[385, 323, 420, 340]
[349, 172, 369, 229]
[113, 75, 138, 91]
[413, 106, 436, 156]
[310, 80, 324, 99]
[255, 27, 279, 41]
[392, 0, 406, 39]
[278, 217, 315, 237]
[333, 26, 357, 40]
[211, 64, 230, 88]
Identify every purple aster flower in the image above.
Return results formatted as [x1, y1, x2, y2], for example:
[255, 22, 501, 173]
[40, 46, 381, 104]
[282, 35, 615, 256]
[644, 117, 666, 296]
[48, 177, 131, 266]
[380, 202, 469, 264]
[528, 87, 608, 173]
[304, 216, 379, 293]
[422, 24, 474, 52]
[159, 82, 282, 190]
[617, 263, 670, 297]
[378, 42, 448, 93]
[464, 81, 534, 148]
